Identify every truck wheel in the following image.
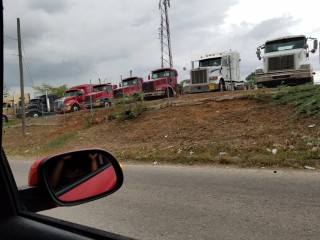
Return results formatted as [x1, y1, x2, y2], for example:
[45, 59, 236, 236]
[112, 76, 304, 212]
[219, 80, 226, 91]
[165, 88, 174, 97]
[2, 115, 9, 123]
[31, 112, 40, 118]
[71, 104, 80, 112]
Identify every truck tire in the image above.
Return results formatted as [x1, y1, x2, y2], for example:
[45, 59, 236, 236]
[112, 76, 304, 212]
[165, 88, 174, 98]
[71, 104, 80, 112]
[219, 80, 226, 91]
[31, 112, 40, 118]
[2, 115, 9, 123]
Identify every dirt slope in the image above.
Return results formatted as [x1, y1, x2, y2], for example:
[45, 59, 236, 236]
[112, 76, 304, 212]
[3, 90, 320, 168]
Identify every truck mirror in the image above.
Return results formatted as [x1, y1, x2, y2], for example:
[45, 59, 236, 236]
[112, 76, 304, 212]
[148, 75, 150, 80]
[303, 44, 309, 50]
[313, 39, 318, 50]
[256, 48, 261, 60]
[119, 83, 122, 87]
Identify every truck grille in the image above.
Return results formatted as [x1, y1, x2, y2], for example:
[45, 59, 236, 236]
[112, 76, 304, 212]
[113, 89, 123, 98]
[268, 55, 294, 71]
[85, 96, 93, 104]
[142, 82, 154, 93]
[191, 69, 208, 84]
[54, 100, 64, 109]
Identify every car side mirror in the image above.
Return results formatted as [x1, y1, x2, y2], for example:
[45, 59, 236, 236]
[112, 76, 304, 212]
[28, 148, 123, 206]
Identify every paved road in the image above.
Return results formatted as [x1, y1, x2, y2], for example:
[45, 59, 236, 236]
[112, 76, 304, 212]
[9, 159, 320, 240]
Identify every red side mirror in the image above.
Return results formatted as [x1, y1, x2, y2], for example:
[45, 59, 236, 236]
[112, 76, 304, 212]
[28, 148, 123, 206]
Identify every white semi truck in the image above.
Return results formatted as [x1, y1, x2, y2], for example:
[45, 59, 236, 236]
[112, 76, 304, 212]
[183, 51, 245, 93]
[255, 35, 318, 87]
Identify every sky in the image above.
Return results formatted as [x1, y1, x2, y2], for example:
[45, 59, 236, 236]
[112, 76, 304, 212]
[3, 0, 320, 97]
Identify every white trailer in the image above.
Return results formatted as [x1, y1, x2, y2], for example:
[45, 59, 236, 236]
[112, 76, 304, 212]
[255, 35, 318, 87]
[183, 51, 245, 93]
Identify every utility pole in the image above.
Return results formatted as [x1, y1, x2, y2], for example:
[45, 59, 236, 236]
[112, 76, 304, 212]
[159, 0, 173, 68]
[17, 18, 26, 136]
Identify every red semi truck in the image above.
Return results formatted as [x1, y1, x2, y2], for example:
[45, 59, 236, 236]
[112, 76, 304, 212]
[54, 84, 94, 113]
[142, 68, 178, 98]
[113, 76, 144, 100]
[84, 83, 116, 108]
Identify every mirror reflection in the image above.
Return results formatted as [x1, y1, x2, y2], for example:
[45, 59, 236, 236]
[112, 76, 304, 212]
[46, 150, 117, 202]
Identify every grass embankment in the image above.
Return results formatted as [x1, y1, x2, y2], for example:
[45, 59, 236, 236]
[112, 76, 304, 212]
[3, 84, 320, 169]
[115, 84, 320, 168]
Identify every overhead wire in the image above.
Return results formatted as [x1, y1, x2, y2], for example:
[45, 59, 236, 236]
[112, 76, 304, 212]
[21, 40, 35, 89]
[4, 34, 35, 89]
[3, 35, 18, 56]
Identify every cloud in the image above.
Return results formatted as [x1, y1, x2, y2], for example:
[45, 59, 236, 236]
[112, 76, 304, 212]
[26, 0, 71, 14]
[3, 0, 319, 93]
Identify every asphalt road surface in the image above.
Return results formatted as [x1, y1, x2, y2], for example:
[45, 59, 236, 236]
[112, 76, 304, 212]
[9, 159, 320, 240]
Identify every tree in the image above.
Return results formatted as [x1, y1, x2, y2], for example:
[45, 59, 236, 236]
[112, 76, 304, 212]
[33, 83, 68, 97]
[3, 90, 9, 98]
[245, 72, 256, 89]
[245, 72, 256, 82]
[3, 84, 9, 98]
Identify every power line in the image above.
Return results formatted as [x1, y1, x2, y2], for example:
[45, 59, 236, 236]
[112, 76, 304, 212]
[4, 35, 17, 41]
[4, 52, 18, 56]
[4, 35, 18, 56]
[21, 40, 35, 88]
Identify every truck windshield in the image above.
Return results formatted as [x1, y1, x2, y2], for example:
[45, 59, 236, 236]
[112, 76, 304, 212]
[93, 85, 112, 91]
[199, 57, 222, 67]
[265, 37, 306, 53]
[93, 86, 105, 91]
[65, 90, 79, 97]
[29, 99, 41, 105]
[152, 71, 170, 79]
[123, 79, 137, 86]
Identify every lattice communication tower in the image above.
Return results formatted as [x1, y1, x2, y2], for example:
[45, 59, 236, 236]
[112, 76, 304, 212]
[159, 0, 173, 68]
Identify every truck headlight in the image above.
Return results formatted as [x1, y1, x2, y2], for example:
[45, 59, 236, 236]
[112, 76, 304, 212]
[156, 87, 162, 91]
[255, 69, 264, 74]
[209, 76, 218, 81]
[300, 64, 311, 70]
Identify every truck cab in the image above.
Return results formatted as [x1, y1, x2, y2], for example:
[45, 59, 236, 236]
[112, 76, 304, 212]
[255, 35, 318, 87]
[84, 83, 116, 108]
[3, 93, 30, 120]
[142, 68, 178, 98]
[183, 51, 244, 93]
[18, 94, 59, 118]
[113, 77, 144, 100]
[54, 84, 94, 113]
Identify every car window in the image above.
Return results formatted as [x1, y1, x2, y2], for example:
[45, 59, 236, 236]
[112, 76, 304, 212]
[3, 1, 320, 240]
